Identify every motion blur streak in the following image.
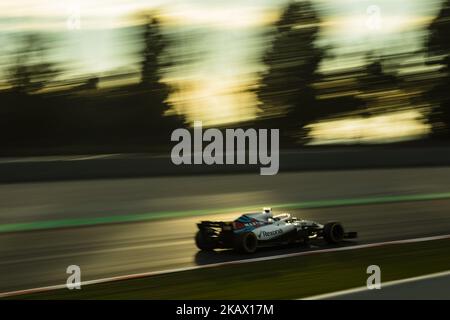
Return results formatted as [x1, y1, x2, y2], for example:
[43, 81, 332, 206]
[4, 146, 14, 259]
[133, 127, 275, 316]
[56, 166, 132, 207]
[1, 167, 450, 292]
[1, 0, 450, 301]
[2, 235, 450, 298]
[1, 0, 450, 151]
[1, 191, 450, 233]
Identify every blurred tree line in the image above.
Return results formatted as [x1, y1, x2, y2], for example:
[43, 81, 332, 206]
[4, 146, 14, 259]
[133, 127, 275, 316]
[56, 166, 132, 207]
[426, 0, 450, 138]
[255, 0, 450, 144]
[0, 17, 184, 155]
[0, 1, 449, 156]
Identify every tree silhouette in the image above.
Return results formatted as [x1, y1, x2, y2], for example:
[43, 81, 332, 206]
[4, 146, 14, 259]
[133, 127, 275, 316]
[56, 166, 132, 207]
[140, 19, 170, 88]
[8, 34, 59, 93]
[362, 58, 398, 89]
[135, 17, 178, 122]
[426, 0, 450, 138]
[257, 0, 326, 135]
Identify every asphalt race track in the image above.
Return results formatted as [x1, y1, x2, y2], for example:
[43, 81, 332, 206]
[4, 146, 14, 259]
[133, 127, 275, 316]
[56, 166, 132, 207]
[1, 167, 450, 293]
[318, 272, 450, 300]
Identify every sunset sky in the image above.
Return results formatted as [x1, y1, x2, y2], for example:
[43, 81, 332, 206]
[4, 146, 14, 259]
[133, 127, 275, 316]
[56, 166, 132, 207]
[0, 0, 444, 127]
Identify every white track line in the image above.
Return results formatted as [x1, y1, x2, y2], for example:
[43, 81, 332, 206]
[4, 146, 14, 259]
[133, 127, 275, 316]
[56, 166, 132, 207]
[302, 270, 450, 300]
[1, 234, 449, 298]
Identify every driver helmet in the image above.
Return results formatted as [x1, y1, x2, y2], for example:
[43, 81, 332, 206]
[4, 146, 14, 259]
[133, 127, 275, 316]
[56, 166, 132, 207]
[262, 207, 273, 221]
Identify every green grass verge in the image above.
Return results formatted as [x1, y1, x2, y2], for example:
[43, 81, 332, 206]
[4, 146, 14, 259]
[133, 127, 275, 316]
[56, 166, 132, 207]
[8, 239, 450, 300]
[2, 192, 450, 233]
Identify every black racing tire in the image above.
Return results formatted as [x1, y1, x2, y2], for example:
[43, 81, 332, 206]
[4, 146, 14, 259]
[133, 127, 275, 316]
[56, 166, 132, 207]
[234, 232, 258, 253]
[195, 231, 217, 251]
[323, 222, 345, 244]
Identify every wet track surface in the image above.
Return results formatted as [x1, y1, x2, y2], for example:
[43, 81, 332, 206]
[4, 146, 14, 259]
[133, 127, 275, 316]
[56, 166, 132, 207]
[1, 167, 450, 292]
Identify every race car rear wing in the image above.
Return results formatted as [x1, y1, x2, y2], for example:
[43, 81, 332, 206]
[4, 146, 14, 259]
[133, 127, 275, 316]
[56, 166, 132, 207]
[197, 221, 233, 231]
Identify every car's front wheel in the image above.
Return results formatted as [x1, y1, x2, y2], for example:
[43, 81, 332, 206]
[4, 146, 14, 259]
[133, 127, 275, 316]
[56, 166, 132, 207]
[323, 222, 345, 244]
[234, 232, 258, 253]
[195, 230, 217, 251]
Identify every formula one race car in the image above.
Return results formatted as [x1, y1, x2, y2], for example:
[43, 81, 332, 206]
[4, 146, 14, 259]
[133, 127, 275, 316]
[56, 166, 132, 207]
[195, 208, 357, 253]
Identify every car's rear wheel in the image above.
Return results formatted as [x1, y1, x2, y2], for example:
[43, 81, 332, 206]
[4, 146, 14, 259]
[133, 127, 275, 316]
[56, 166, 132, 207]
[195, 230, 217, 251]
[323, 222, 345, 244]
[234, 232, 258, 253]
